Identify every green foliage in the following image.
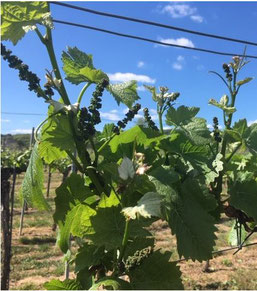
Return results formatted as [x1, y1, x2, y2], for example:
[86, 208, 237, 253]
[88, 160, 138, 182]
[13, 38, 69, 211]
[21, 144, 50, 210]
[89, 277, 131, 290]
[108, 81, 140, 108]
[44, 279, 82, 290]
[166, 105, 200, 126]
[228, 221, 247, 246]
[1, 1, 48, 45]
[62, 46, 105, 85]
[128, 250, 183, 290]
[2, 2, 256, 288]
[229, 179, 257, 222]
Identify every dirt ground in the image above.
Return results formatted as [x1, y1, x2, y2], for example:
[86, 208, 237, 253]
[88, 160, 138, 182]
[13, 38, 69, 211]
[7, 172, 257, 290]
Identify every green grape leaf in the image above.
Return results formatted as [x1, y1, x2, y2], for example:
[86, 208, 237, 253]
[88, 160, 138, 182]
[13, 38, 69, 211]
[89, 277, 131, 290]
[149, 166, 180, 195]
[143, 85, 157, 102]
[45, 114, 76, 152]
[38, 112, 67, 164]
[109, 125, 161, 154]
[44, 279, 82, 290]
[212, 153, 223, 173]
[59, 204, 96, 253]
[208, 99, 236, 115]
[166, 105, 200, 126]
[79, 67, 108, 84]
[118, 157, 135, 180]
[1, 1, 48, 45]
[158, 177, 217, 261]
[54, 173, 93, 224]
[124, 236, 155, 259]
[229, 179, 257, 222]
[228, 221, 247, 247]
[101, 123, 115, 140]
[86, 206, 149, 250]
[62, 46, 94, 84]
[182, 117, 211, 145]
[122, 192, 163, 219]
[74, 243, 104, 272]
[98, 191, 120, 208]
[129, 250, 183, 290]
[21, 143, 50, 211]
[236, 77, 254, 86]
[108, 81, 140, 108]
[85, 206, 125, 250]
[246, 123, 257, 154]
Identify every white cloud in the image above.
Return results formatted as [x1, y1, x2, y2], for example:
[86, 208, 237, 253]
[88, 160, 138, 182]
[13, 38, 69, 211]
[137, 61, 145, 68]
[137, 85, 146, 91]
[110, 109, 118, 113]
[160, 3, 204, 23]
[157, 37, 195, 48]
[162, 4, 196, 18]
[190, 15, 204, 23]
[108, 72, 155, 84]
[172, 62, 183, 70]
[10, 129, 32, 134]
[177, 55, 184, 62]
[248, 120, 257, 126]
[100, 111, 120, 121]
[1, 119, 10, 123]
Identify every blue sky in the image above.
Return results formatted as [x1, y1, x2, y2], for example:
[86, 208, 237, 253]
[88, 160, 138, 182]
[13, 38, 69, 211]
[2, 1, 257, 135]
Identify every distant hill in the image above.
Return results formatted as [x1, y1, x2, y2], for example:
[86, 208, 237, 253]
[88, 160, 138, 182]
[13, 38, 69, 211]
[1, 134, 31, 151]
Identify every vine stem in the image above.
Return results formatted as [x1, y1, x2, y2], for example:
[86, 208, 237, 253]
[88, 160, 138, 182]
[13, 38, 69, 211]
[77, 82, 92, 105]
[35, 4, 108, 196]
[118, 219, 130, 262]
[158, 105, 164, 134]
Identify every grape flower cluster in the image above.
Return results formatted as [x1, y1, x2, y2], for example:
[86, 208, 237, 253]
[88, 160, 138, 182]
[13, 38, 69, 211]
[78, 79, 109, 140]
[124, 246, 153, 271]
[143, 108, 159, 131]
[1, 43, 53, 99]
[113, 103, 141, 134]
[213, 117, 222, 143]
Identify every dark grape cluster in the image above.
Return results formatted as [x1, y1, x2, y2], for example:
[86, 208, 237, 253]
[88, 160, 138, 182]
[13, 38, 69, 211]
[113, 103, 141, 134]
[78, 79, 109, 140]
[1, 43, 53, 99]
[143, 108, 159, 131]
[78, 107, 96, 139]
[213, 117, 222, 143]
[125, 247, 153, 271]
[88, 79, 109, 125]
[222, 63, 232, 82]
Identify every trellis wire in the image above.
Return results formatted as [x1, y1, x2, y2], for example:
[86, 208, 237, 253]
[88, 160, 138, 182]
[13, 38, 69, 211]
[173, 241, 257, 264]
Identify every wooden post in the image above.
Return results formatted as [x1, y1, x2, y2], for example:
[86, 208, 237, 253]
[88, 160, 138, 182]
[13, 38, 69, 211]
[1, 168, 12, 290]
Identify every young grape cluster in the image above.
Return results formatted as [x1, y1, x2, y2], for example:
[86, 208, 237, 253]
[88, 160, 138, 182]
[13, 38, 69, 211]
[213, 117, 222, 143]
[222, 63, 232, 82]
[1, 43, 54, 99]
[113, 103, 141, 134]
[143, 108, 159, 131]
[125, 246, 153, 271]
[78, 79, 109, 140]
